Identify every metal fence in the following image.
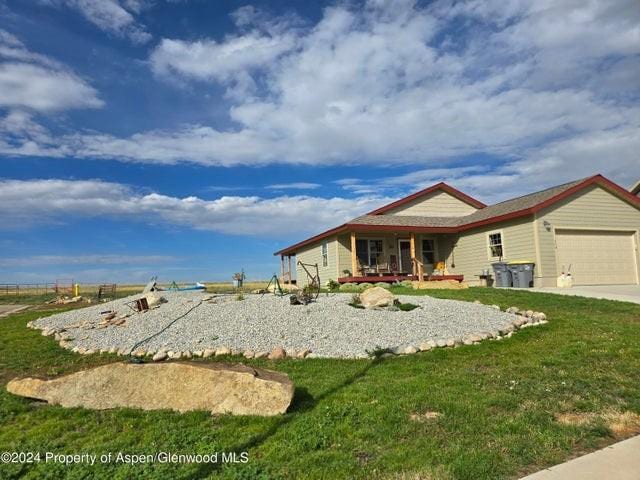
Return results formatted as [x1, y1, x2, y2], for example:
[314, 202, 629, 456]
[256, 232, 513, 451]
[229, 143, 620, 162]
[0, 282, 74, 296]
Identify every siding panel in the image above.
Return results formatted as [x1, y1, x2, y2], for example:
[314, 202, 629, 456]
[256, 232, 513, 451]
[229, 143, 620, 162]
[536, 185, 640, 286]
[385, 191, 478, 217]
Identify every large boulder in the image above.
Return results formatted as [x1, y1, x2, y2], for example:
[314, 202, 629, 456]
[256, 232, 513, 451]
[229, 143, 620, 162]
[359, 286, 396, 309]
[7, 362, 294, 416]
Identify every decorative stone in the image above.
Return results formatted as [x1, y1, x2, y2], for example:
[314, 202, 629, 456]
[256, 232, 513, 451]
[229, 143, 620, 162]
[491, 305, 501, 310]
[499, 324, 514, 335]
[359, 286, 396, 309]
[403, 345, 418, 354]
[243, 350, 255, 359]
[153, 351, 168, 362]
[203, 349, 215, 358]
[255, 351, 269, 359]
[513, 318, 526, 328]
[469, 334, 483, 343]
[296, 349, 311, 359]
[445, 338, 455, 347]
[182, 351, 192, 359]
[193, 350, 203, 357]
[525, 310, 534, 318]
[7, 362, 294, 416]
[215, 346, 231, 356]
[506, 307, 520, 314]
[268, 346, 286, 360]
[419, 342, 433, 351]
[436, 339, 447, 348]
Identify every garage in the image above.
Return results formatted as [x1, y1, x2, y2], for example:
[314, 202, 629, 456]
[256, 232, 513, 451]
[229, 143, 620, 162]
[555, 229, 639, 285]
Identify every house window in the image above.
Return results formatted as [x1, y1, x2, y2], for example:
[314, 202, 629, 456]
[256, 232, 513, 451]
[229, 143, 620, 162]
[369, 240, 384, 266]
[421, 239, 435, 264]
[321, 242, 328, 267]
[488, 232, 504, 259]
[355, 239, 384, 266]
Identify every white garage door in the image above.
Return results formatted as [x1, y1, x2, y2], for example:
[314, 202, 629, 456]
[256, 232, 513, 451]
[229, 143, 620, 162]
[555, 230, 638, 285]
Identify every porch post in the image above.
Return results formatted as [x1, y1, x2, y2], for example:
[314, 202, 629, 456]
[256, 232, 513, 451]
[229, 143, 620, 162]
[350, 231, 357, 277]
[280, 255, 285, 281]
[288, 255, 292, 285]
[410, 233, 417, 276]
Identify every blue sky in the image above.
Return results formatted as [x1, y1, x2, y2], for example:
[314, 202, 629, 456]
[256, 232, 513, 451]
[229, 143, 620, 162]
[0, 0, 638, 283]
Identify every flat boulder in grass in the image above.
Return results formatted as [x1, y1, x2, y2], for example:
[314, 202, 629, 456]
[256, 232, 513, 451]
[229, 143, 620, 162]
[359, 286, 396, 309]
[6, 362, 294, 416]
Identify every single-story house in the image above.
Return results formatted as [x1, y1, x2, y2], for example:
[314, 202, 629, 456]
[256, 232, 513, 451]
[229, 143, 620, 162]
[631, 180, 640, 196]
[274, 174, 640, 287]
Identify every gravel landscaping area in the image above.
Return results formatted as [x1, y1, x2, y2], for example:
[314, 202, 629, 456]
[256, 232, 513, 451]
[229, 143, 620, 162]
[29, 291, 524, 358]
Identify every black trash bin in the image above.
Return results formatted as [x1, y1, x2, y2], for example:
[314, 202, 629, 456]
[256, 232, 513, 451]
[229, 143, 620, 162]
[491, 262, 512, 287]
[508, 261, 535, 288]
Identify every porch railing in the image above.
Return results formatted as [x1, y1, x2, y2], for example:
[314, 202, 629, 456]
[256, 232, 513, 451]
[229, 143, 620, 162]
[412, 257, 424, 279]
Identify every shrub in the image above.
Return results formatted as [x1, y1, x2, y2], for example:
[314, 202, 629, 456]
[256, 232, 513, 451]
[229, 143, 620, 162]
[326, 279, 340, 292]
[397, 302, 419, 312]
[366, 346, 393, 358]
[374, 282, 391, 289]
[400, 280, 414, 288]
[359, 283, 374, 290]
[339, 283, 356, 291]
[236, 292, 245, 301]
[348, 293, 364, 309]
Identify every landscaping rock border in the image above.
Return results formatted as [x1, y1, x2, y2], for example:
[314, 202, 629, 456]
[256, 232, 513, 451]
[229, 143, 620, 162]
[27, 298, 548, 361]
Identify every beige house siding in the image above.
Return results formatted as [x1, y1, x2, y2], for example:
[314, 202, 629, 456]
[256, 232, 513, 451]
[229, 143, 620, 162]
[384, 191, 478, 217]
[442, 218, 537, 285]
[535, 185, 640, 286]
[337, 234, 352, 276]
[295, 236, 338, 287]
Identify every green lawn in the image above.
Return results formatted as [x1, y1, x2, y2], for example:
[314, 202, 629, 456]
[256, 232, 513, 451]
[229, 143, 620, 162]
[1, 288, 639, 479]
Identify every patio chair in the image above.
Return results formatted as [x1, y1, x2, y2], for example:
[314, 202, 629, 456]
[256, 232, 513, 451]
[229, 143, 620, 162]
[376, 261, 390, 275]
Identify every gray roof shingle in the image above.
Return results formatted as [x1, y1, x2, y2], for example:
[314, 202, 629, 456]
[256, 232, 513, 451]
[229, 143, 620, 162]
[347, 177, 589, 229]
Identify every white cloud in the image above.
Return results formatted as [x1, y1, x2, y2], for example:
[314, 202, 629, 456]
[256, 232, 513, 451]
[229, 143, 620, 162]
[43, 0, 151, 44]
[265, 182, 321, 190]
[0, 179, 391, 237]
[2, 0, 639, 184]
[0, 29, 103, 112]
[0, 254, 176, 268]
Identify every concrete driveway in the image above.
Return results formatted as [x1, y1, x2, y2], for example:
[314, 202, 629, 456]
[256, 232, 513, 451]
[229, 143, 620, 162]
[527, 285, 640, 305]
[520, 435, 640, 480]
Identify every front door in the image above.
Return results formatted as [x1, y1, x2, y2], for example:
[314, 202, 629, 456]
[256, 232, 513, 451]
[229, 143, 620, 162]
[398, 240, 412, 273]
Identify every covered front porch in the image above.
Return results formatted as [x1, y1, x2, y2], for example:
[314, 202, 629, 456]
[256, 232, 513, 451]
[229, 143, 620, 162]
[338, 231, 463, 284]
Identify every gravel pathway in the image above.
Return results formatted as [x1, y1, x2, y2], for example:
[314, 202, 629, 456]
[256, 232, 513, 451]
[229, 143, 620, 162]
[32, 291, 518, 358]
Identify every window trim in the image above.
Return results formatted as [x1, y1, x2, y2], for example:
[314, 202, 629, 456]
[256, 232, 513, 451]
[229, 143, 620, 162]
[487, 230, 505, 260]
[321, 241, 328, 267]
[355, 237, 385, 266]
[421, 237, 437, 265]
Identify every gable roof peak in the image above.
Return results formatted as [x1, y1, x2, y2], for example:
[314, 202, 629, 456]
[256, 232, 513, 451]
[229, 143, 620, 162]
[367, 181, 486, 215]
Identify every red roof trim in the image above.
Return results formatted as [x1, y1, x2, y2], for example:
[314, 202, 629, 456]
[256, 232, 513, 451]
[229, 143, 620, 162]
[274, 224, 349, 256]
[367, 182, 486, 215]
[273, 175, 640, 255]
